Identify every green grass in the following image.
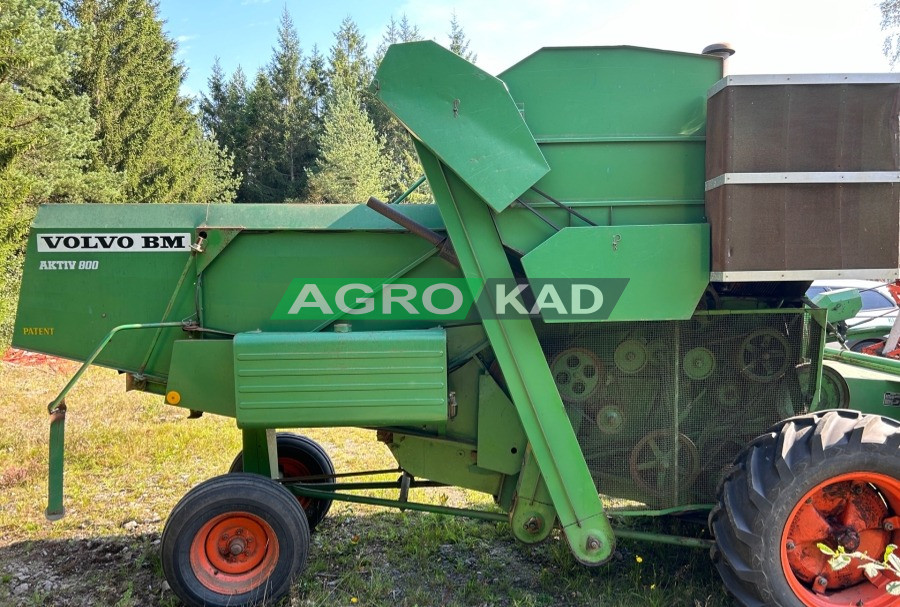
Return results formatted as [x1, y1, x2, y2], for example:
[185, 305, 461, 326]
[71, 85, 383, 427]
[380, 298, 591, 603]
[0, 361, 735, 606]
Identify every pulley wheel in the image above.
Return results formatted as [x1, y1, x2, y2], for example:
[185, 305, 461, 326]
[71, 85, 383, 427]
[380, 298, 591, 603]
[738, 329, 790, 383]
[797, 363, 851, 411]
[596, 404, 624, 434]
[550, 347, 604, 403]
[614, 339, 648, 375]
[716, 380, 741, 407]
[683, 347, 715, 380]
[628, 430, 700, 497]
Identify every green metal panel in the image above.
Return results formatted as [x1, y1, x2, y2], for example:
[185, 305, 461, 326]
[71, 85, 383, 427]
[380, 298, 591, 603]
[373, 41, 549, 212]
[823, 360, 900, 422]
[165, 339, 235, 417]
[13, 203, 457, 379]
[386, 433, 503, 495]
[200, 231, 467, 335]
[521, 224, 710, 321]
[476, 373, 527, 475]
[233, 329, 448, 428]
[13, 226, 196, 378]
[528, 142, 707, 203]
[499, 46, 721, 141]
[498, 47, 720, 233]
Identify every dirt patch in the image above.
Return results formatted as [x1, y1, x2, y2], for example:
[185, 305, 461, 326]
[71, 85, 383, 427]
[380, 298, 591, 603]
[2, 348, 79, 374]
[0, 533, 166, 606]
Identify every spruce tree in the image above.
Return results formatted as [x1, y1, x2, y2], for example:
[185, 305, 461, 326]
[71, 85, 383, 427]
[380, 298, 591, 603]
[306, 86, 390, 204]
[449, 12, 477, 63]
[0, 0, 122, 341]
[329, 17, 371, 97]
[267, 7, 316, 201]
[70, 0, 237, 203]
[372, 15, 429, 202]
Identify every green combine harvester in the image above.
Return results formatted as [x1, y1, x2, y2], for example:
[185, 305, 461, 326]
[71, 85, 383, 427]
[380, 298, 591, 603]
[13, 41, 900, 606]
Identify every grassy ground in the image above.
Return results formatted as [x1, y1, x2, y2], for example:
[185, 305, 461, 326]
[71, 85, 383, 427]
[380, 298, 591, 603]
[0, 359, 735, 606]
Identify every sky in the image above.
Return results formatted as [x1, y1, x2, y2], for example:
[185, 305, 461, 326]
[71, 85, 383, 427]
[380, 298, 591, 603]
[157, 0, 894, 100]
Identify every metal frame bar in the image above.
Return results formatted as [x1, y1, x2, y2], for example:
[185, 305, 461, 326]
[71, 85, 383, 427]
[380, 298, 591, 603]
[705, 171, 900, 191]
[388, 175, 427, 204]
[708, 73, 900, 97]
[45, 321, 187, 520]
[824, 347, 900, 375]
[711, 269, 900, 282]
[48, 321, 186, 412]
[286, 484, 713, 549]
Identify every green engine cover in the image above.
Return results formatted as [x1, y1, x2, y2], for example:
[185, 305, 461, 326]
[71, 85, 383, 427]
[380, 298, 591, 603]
[233, 329, 449, 428]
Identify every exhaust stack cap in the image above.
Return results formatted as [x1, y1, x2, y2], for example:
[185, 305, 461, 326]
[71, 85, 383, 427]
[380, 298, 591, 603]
[702, 42, 735, 59]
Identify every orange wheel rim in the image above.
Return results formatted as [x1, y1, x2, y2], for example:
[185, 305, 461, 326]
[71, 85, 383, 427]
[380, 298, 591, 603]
[279, 458, 313, 510]
[189, 512, 279, 595]
[781, 472, 900, 606]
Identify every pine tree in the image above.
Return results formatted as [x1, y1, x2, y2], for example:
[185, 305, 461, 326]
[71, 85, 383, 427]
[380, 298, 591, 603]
[306, 86, 390, 204]
[70, 0, 237, 203]
[448, 12, 477, 63]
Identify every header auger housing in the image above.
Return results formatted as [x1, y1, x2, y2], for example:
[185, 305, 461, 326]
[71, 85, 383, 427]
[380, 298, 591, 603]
[13, 41, 900, 606]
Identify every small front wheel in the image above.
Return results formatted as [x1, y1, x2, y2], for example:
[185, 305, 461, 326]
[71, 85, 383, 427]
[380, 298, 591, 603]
[161, 473, 309, 607]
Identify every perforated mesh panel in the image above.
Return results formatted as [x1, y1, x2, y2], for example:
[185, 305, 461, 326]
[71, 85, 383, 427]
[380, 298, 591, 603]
[540, 311, 822, 508]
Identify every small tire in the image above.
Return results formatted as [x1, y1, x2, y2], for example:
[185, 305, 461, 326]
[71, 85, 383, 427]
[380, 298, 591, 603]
[161, 473, 309, 607]
[230, 432, 334, 531]
[710, 410, 900, 606]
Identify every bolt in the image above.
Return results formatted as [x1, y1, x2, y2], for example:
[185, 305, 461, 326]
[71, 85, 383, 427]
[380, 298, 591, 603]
[885, 520, 895, 532]
[221, 533, 229, 541]
[852, 483, 863, 495]
[228, 538, 246, 556]
[785, 540, 795, 551]
[586, 536, 601, 551]
[806, 498, 813, 505]
[523, 516, 541, 534]
[816, 576, 828, 589]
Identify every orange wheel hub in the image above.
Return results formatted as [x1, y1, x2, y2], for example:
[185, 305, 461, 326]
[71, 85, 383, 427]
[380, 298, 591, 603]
[189, 512, 279, 595]
[781, 472, 900, 606]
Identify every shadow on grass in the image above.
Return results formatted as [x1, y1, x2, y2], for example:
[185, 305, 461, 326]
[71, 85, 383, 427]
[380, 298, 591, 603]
[300, 509, 736, 607]
[0, 512, 736, 607]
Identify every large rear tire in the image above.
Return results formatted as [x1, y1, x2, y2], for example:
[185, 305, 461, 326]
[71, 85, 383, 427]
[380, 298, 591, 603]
[161, 473, 310, 607]
[230, 432, 335, 531]
[710, 410, 900, 606]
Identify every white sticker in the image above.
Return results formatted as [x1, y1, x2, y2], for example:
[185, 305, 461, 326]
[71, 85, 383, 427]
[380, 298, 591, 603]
[37, 233, 191, 253]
